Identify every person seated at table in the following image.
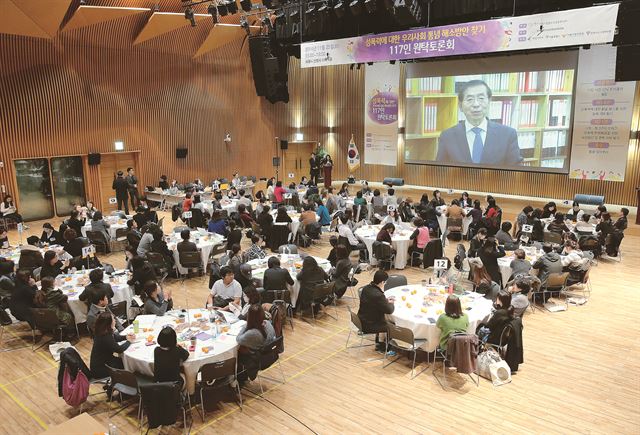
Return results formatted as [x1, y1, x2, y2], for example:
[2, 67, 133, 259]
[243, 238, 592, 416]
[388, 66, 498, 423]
[125, 219, 142, 246]
[383, 189, 399, 208]
[177, 229, 198, 254]
[371, 189, 384, 208]
[40, 250, 67, 279]
[1, 194, 26, 226]
[150, 230, 175, 269]
[575, 213, 593, 234]
[468, 200, 483, 227]
[541, 201, 557, 219]
[66, 209, 85, 236]
[16, 240, 44, 272]
[159, 175, 170, 190]
[299, 203, 317, 226]
[87, 290, 123, 334]
[408, 217, 430, 258]
[9, 269, 37, 326]
[273, 181, 286, 204]
[478, 237, 506, 287]
[206, 211, 227, 237]
[379, 208, 401, 226]
[432, 190, 446, 207]
[478, 290, 513, 345]
[532, 243, 562, 285]
[359, 181, 371, 195]
[468, 228, 488, 258]
[565, 201, 584, 223]
[507, 278, 531, 318]
[89, 211, 111, 243]
[236, 304, 276, 383]
[528, 209, 545, 242]
[376, 223, 395, 245]
[495, 222, 518, 250]
[325, 188, 339, 214]
[62, 228, 85, 259]
[316, 200, 331, 226]
[191, 194, 205, 213]
[262, 257, 295, 301]
[436, 295, 469, 350]
[332, 245, 353, 299]
[34, 276, 74, 329]
[0, 260, 15, 300]
[254, 196, 267, 215]
[337, 182, 350, 199]
[483, 198, 500, 226]
[124, 245, 136, 271]
[591, 205, 607, 223]
[296, 256, 330, 313]
[236, 264, 262, 293]
[128, 256, 157, 296]
[446, 199, 464, 219]
[353, 190, 367, 207]
[80, 268, 115, 306]
[132, 206, 149, 229]
[459, 192, 473, 208]
[40, 223, 61, 245]
[228, 244, 244, 276]
[237, 204, 254, 229]
[208, 266, 242, 309]
[516, 206, 534, 229]
[337, 215, 367, 254]
[509, 249, 532, 279]
[547, 213, 569, 234]
[246, 234, 267, 261]
[469, 259, 500, 301]
[596, 212, 615, 245]
[182, 192, 193, 213]
[274, 206, 292, 224]
[419, 199, 441, 232]
[0, 229, 8, 249]
[299, 176, 310, 187]
[226, 221, 243, 251]
[143, 281, 173, 316]
[154, 326, 189, 389]
[561, 239, 584, 268]
[358, 270, 394, 352]
[615, 207, 629, 232]
[90, 312, 134, 379]
[237, 188, 252, 207]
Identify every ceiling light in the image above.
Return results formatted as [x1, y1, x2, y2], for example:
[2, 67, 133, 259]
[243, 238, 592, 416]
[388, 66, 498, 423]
[295, 132, 304, 141]
[114, 141, 124, 151]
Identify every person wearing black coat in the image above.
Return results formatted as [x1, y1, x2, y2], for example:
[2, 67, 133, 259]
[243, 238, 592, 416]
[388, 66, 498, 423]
[9, 270, 37, 326]
[295, 256, 329, 310]
[127, 256, 157, 296]
[90, 312, 132, 379]
[66, 211, 85, 238]
[263, 257, 294, 302]
[357, 271, 394, 351]
[112, 171, 130, 215]
[150, 234, 175, 269]
[505, 317, 524, 372]
[40, 223, 61, 245]
[226, 221, 243, 251]
[478, 238, 506, 286]
[18, 246, 44, 270]
[482, 291, 514, 345]
[332, 246, 352, 299]
[79, 269, 115, 305]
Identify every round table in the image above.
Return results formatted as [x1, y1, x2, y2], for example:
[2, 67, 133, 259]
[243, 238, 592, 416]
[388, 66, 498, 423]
[384, 284, 493, 352]
[436, 206, 474, 235]
[247, 254, 332, 307]
[269, 209, 318, 237]
[122, 309, 246, 395]
[354, 224, 414, 270]
[0, 244, 70, 264]
[81, 215, 128, 239]
[167, 231, 225, 275]
[345, 198, 373, 219]
[53, 269, 132, 324]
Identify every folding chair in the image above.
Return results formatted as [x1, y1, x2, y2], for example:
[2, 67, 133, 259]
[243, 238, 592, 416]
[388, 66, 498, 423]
[106, 365, 151, 427]
[31, 308, 65, 351]
[345, 306, 377, 351]
[110, 227, 128, 252]
[483, 323, 513, 358]
[446, 217, 463, 241]
[383, 274, 407, 291]
[254, 336, 286, 395]
[145, 252, 170, 285]
[139, 381, 189, 432]
[108, 300, 129, 326]
[433, 333, 480, 390]
[539, 272, 570, 311]
[383, 321, 429, 379]
[373, 241, 395, 271]
[86, 230, 109, 254]
[308, 282, 338, 323]
[197, 358, 242, 420]
[178, 251, 204, 278]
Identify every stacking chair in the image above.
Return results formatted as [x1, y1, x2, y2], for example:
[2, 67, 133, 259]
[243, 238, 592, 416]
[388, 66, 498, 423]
[345, 306, 377, 352]
[178, 251, 204, 277]
[278, 244, 298, 254]
[308, 282, 338, 323]
[106, 365, 152, 426]
[108, 300, 129, 326]
[140, 381, 189, 432]
[110, 227, 129, 252]
[86, 231, 109, 254]
[383, 321, 429, 379]
[540, 272, 570, 310]
[145, 252, 170, 285]
[31, 308, 65, 351]
[383, 274, 407, 291]
[254, 336, 286, 395]
[373, 241, 395, 271]
[433, 333, 480, 389]
[483, 323, 513, 358]
[543, 231, 563, 245]
[446, 217, 464, 241]
[197, 358, 242, 420]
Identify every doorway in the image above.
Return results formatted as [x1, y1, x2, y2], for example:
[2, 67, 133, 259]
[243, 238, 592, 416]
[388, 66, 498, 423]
[282, 141, 316, 184]
[98, 152, 139, 213]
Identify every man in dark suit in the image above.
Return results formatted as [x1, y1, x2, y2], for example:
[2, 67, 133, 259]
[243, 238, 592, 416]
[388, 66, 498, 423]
[112, 171, 130, 214]
[126, 167, 140, 210]
[176, 229, 198, 254]
[436, 80, 523, 166]
[357, 270, 395, 352]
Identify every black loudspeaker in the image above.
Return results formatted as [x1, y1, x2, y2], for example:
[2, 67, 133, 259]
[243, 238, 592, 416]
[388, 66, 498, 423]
[248, 35, 289, 104]
[615, 1, 640, 46]
[280, 139, 288, 150]
[383, 177, 405, 186]
[176, 148, 188, 159]
[272, 157, 280, 167]
[88, 153, 101, 165]
[615, 45, 640, 82]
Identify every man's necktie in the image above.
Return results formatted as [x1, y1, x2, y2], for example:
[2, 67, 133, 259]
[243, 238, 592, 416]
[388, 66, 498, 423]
[471, 127, 484, 164]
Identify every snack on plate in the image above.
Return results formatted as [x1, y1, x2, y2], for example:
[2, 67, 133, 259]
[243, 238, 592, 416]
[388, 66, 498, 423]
[406, 303, 412, 309]
[193, 313, 202, 319]
[202, 347, 210, 354]
[401, 295, 406, 301]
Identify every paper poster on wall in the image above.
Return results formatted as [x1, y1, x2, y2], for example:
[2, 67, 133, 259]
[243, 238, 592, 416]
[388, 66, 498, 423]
[569, 45, 636, 182]
[364, 63, 399, 167]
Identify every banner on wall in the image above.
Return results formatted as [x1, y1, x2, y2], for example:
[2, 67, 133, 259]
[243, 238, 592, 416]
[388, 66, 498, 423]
[347, 134, 360, 172]
[569, 45, 636, 182]
[301, 4, 618, 68]
[364, 63, 399, 167]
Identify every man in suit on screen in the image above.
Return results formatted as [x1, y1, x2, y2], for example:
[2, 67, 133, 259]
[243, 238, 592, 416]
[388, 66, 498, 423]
[436, 80, 523, 166]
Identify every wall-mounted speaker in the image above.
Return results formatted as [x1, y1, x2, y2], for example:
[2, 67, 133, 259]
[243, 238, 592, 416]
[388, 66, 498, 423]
[176, 148, 188, 159]
[280, 139, 289, 150]
[88, 153, 101, 165]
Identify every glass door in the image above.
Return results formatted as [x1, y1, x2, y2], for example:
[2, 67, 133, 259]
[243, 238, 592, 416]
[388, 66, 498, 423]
[13, 159, 54, 221]
[51, 156, 86, 216]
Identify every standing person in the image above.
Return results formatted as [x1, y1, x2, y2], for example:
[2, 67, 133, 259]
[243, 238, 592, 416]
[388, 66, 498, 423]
[126, 167, 140, 210]
[358, 270, 394, 352]
[112, 171, 130, 214]
[309, 152, 319, 185]
[1, 194, 26, 227]
[323, 154, 333, 188]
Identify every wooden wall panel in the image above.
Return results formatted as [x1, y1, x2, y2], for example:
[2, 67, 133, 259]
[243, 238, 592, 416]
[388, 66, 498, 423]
[0, 0, 638, 214]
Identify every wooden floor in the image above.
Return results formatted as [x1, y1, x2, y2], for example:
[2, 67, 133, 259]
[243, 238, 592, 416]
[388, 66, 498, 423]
[1, 208, 639, 435]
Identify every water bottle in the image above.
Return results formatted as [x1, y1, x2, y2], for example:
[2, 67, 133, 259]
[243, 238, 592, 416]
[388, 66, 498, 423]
[133, 319, 139, 334]
[108, 423, 118, 435]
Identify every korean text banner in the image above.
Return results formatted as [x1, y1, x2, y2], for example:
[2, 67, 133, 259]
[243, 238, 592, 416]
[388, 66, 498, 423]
[364, 63, 400, 167]
[569, 45, 636, 182]
[301, 4, 618, 68]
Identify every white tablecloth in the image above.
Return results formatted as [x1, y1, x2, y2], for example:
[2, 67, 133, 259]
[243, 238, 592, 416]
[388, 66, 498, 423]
[167, 231, 225, 275]
[0, 244, 70, 264]
[269, 209, 318, 236]
[54, 269, 132, 324]
[355, 224, 414, 269]
[247, 254, 331, 307]
[436, 206, 474, 235]
[81, 216, 128, 239]
[122, 309, 245, 394]
[384, 284, 493, 352]
[145, 191, 186, 207]
[345, 198, 373, 219]
[497, 247, 542, 285]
